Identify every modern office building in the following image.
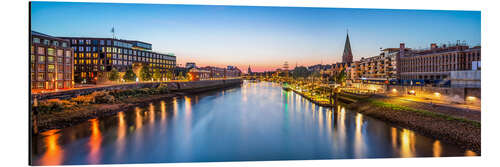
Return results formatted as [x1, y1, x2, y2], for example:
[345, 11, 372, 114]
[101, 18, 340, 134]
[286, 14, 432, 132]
[398, 42, 481, 81]
[30, 31, 74, 90]
[59, 37, 176, 84]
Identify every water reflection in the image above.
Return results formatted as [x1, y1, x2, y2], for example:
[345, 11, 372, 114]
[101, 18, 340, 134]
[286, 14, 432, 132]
[354, 113, 365, 158]
[32, 81, 477, 165]
[88, 119, 102, 164]
[38, 130, 63, 165]
[433, 141, 442, 157]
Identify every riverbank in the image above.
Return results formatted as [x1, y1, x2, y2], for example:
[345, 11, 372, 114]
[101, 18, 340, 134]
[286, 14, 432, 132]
[284, 82, 481, 153]
[345, 94, 481, 153]
[33, 79, 242, 133]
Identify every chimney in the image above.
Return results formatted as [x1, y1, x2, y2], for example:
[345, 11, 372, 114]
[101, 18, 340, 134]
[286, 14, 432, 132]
[430, 43, 437, 49]
[397, 43, 404, 79]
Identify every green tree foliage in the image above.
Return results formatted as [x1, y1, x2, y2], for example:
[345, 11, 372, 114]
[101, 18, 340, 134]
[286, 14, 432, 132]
[123, 69, 137, 82]
[334, 70, 347, 85]
[153, 68, 162, 81]
[166, 70, 174, 80]
[140, 65, 152, 81]
[108, 68, 119, 82]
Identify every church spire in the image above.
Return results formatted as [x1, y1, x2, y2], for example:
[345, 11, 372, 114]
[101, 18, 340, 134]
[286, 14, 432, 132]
[342, 31, 353, 63]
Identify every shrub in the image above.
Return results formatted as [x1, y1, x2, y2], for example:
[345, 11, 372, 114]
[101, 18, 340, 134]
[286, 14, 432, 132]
[37, 99, 75, 114]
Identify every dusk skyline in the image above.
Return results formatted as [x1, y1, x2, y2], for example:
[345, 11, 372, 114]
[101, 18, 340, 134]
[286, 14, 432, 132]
[31, 2, 480, 72]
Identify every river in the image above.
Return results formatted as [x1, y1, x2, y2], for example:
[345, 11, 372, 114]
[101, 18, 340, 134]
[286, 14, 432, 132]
[31, 81, 475, 165]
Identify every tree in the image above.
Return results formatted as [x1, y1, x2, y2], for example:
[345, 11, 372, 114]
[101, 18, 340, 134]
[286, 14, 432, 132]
[334, 70, 347, 86]
[166, 70, 174, 80]
[153, 68, 162, 81]
[140, 65, 152, 81]
[123, 69, 136, 82]
[108, 68, 119, 82]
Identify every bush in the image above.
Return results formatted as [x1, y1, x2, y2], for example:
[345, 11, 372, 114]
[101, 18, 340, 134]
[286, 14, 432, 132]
[37, 99, 76, 114]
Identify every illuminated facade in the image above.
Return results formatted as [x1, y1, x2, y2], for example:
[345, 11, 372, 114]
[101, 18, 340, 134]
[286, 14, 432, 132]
[59, 37, 176, 84]
[30, 31, 74, 90]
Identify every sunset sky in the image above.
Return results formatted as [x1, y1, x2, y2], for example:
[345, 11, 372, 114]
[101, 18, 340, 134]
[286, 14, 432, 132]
[31, 2, 480, 72]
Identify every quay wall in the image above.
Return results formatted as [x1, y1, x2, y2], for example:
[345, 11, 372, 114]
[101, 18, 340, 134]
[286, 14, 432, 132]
[32, 79, 243, 101]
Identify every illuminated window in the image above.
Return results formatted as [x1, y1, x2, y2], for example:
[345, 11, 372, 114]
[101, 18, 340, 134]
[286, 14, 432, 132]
[37, 73, 45, 81]
[31, 55, 35, 63]
[38, 56, 45, 63]
[47, 65, 55, 72]
[57, 57, 63, 64]
[79, 53, 84, 58]
[93, 53, 98, 58]
[47, 56, 54, 63]
[47, 73, 54, 81]
[37, 47, 45, 55]
[86, 53, 91, 58]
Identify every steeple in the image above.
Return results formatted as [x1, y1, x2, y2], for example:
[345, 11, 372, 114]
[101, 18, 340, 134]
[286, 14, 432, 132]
[342, 31, 353, 63]
[247, 65, 252, 75]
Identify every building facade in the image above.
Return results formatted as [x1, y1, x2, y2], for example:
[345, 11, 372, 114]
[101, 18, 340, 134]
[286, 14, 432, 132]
[31, 31, 74, 90]
[399, 42, 481, 81]
[60, 37, 176, 84]
[349, 48, 403, 82]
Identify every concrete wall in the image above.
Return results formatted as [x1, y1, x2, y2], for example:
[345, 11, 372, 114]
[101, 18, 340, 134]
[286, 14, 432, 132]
[33, 79, 242, 101]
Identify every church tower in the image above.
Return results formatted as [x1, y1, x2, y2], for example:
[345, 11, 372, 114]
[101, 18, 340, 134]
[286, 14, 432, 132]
[342, 32, 353, 63]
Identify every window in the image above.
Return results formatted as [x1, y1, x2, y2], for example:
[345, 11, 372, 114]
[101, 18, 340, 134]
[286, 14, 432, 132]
[65, 65, 71, 72]
[79, 53, 84, 58]
[106, 40, 111, 45]
[38, 56, 45, 64]
[65, 50, 71, 57]
[86, 53, 91, 58]
[47, 73, 54, 81]
[93, 53, 98, 58]
[100, 40, 104, 45]
[79, 46, 84, 52]
[57, 49, 63, 57]
[43, 39, 50, 45]
[57, 57, 63, 64]
[65, 58, 71, 64]
[53, 41, 59, 47]
[58, 65, 63, 73]
[31, 55, 35, 63]
[48, 65, 55, 72]
[78, 40, 84, 45]
[62, 42, 67, 48]
[86, 47, 91, 52]
[65, 73, 71, 79]
[33, 38, 40, 43]
[85, 40, 91, 45]
[47, 56, 54, 63]
[37, 73, 45, 81]
[37, 47, 45, 55]
[57, 73, 63, 80]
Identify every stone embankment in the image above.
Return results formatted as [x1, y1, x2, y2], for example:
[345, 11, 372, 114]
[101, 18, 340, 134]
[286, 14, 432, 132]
[32, 79, 242, 132]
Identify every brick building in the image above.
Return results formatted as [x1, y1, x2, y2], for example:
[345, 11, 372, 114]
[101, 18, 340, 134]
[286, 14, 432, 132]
[30, 31, 74, 90]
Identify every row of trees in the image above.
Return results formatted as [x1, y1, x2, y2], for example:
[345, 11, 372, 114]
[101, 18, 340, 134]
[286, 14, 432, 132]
[108, 66, 174, 82]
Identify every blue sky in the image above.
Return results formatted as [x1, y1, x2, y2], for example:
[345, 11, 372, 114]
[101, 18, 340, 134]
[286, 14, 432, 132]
[31, 2, 480, 72]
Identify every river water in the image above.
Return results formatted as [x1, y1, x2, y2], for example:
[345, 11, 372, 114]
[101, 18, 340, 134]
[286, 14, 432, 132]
[31, 81, 475, 165]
